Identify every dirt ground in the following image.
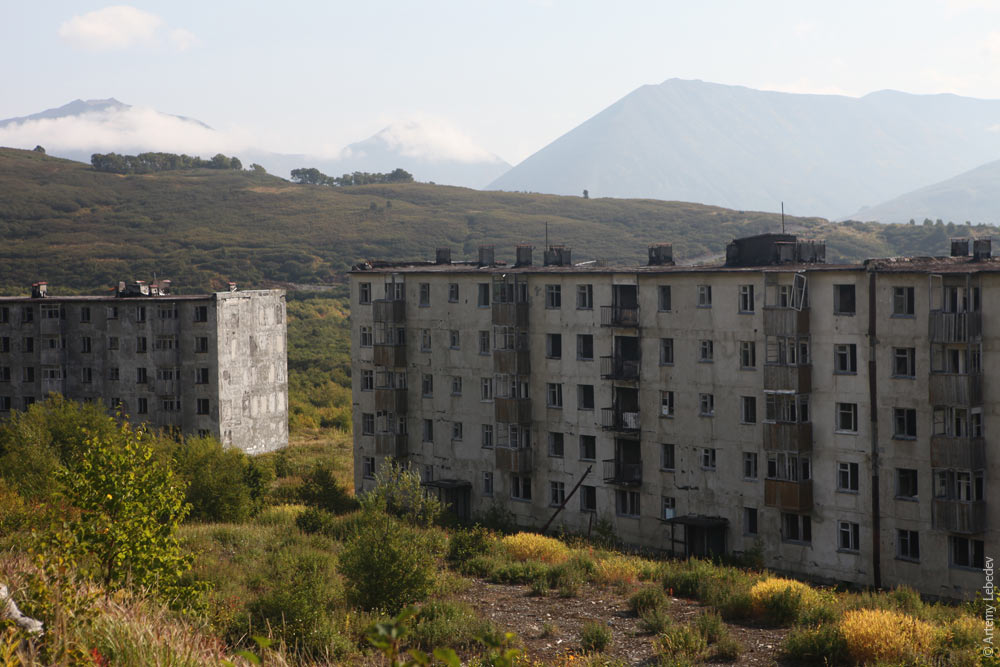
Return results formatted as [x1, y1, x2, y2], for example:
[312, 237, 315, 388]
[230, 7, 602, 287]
[453, 580, 789, 666]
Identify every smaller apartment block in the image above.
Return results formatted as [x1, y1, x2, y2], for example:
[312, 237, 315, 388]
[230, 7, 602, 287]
[350, 236, 998, 599]
[0, 281, 288, 454]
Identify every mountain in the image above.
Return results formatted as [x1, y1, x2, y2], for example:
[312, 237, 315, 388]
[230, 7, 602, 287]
[487, 79, 1000, 219]
[848, 158, 1000, 224]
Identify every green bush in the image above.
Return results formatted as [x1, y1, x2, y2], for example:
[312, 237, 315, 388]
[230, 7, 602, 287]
[640, 606, 673, 635]
[629, 586, 668, 617]
[360, 460, 441, 526]
[580, 621, 612, 653]
[299, 465, 359, 514]
[657, 624, 709, 664]
[783, 625, 849, 666]
[712, 635, 742, 662]
[759, 586, 806, 626]
[693, 611, 726, 644]
[410, 601, 495, 650]
[447, 525, 494, 565]
[170, 436, 271, 522]
[295, 506, 336, 535]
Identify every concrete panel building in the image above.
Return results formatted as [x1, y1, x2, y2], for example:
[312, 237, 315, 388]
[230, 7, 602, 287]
[349, 236, 996, 598]
[0, 281, 287, 454]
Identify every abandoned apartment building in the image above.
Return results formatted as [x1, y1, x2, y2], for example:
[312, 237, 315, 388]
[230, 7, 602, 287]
[0, 280, 288, 454]
[350, 233, 999, 598]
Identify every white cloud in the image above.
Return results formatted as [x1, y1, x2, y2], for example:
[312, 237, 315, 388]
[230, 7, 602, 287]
[58, 5, 195, 52]
[356, 118, 503, 163]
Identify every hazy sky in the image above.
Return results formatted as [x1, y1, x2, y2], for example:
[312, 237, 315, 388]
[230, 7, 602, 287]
[4, 0, 1000, 164]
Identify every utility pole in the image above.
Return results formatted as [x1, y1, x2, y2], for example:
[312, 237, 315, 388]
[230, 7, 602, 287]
[542, 465, 592, 532]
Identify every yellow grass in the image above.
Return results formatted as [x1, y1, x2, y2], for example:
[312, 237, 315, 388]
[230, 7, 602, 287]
[749, 577, 818, 616]
[501, 533, 571, 564]
[592, 555, 642, 586]
[839, 608, 935, 664]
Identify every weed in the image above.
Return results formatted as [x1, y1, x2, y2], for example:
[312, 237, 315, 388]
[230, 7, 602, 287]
[410, 601, 494, 650]
[693, 611, 726, 644]
[640, 607, 673, 635]
[580, 621, 612, 653]
[502, 533, 571, 564]
[628, 586, 668, 617]
[839, 608, 934, 664]
[447, 525, 495, 565]
[657, 624, 708, 664]
[783, 625, 849, 665]
[749, 577, 818, 626]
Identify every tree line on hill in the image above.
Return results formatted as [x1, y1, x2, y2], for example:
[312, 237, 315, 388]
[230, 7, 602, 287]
[290, 166, 414, 186]
[90, 151, 251, 174]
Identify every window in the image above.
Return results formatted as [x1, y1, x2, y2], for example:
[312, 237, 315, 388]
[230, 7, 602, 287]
[156, 367, 178, 382]
[576, 334, 595, 360]
[449, 330, 460, 349]
[361, 369, 374, 391]
[892, 286, 914, 316]
[896, 469, 918, 499]
[195, 337, 209, 353]
[580, 435, 596, 461]
[897, 530, 920, 561]
[477, 283, 490, 307]
[452, 421, 463, 441]
[660, 443, 675, 470]
[362, 456, 376, 479]
[741, 396, 757, 424]
[360, 326, 373, 347]
[420, 329, 431, 351]
[478, 330, 490, 355]
[838, 521, 860, 552]
[511, 475, 532, 501]
[107, 367, 120, 381]
[134, 306, 147, 323]
[699, 340, 714, 362]
[545, 284, 561, 309]
[548, 432, 565, 458]
[838, 462, 860, 492]
[108, 336, 119, 351]
[893, 408, 917, 439]
[423, 465, 434, 482]
[481, 424, 494, 448]
[358, 282, 372, 304]
[580, 485, 597, 512]
[546, 333, 562, 358]
[739, 284, 755, 312]
[836, 403, 858, 433]
[41, 367, 62, 381]
[482, 471, 494, 496]
[480, 377, 493, 401]
[743, 452, 758, 479]
[136, 336, 147, 353]
[422, 419, 434, 442]
[834, 344, 858, 373]
[549, 481, 566, 507]
[697, 285, 712, 307]
[577, 384, 594, 410]
[658, 285, 672, 311]
[361, 413, 375, 435]
[159, 305, 179, 320]
[616, 489, 640, 517]
[950, 537, 985, 569]
[782, 513, 812, 543]
[893, 347, 916, 377]
[421, 374, 433, 397]
[451, 376, 463, 395]
[20, 307, 33, 323]
[577, 284, 593, 309]
[767, 452, 812, 481]
[834, 284, 856, 315]
[79, 307, 91, 323]
[418, 283, 430, 307]
[699, 393, 714, 416]
[739, 341, 756, 369]
[22, 338, 33, 353]
[701, 447, 717, 470]
[934, 469, 984, 501]
[660, 391, 674, 417]
[195, 367, 209, 385]
[0, 307, 6, 324]
[196, 398, 210, 415]
[22, 397, 35, 410]
[193, 305, 208, 322]
[105, 305, 118, 320]
[448, 283, 459, 302]
[547, 383, 563, 408]
[660, 338, 674, 365]
[136, 397, 147, 414]
[661, 496, 676, 520]
[80, 337, 91, 354]
[0, 367, 10, 382]
[136, 367, 148, 384]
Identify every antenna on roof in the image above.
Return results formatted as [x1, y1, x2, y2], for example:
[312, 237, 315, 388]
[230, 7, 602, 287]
[781, 202, 785, 235]
[545, 221, 549, 249]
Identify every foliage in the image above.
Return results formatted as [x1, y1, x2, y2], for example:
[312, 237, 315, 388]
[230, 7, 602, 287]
[291, 166, 414, 186]
[783, 625, 850, 666]
[410, 601, 496, 650]
[446, 525, 495, 565]
[501, 533, 571, 564]
[838, 608, 935, 665]
[90, 151, 244, 174]
[579, 621, 611, 653]
[749, 577, 818, 625]
[591, 554, 641, 586]
[168, 435, 271, 522]
[628, 586, 668, 617]
[657, 624, 709, 664]
[298, 464, 358, 514]
[360, 460, 441, 527]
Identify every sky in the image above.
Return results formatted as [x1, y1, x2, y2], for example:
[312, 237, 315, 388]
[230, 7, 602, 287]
[4, 0, 1000, 165]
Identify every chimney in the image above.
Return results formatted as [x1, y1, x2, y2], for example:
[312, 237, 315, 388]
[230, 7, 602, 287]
[974, 238, 992, 260]
[478, 245, 495, 267]
[543, 245, 571, 266]
[515, 244, 533, 267]
[647, 243, 674, 266]
[951, 238, 970, 257]
[229, 282, 238, 292]
[158, 279, 171, 295]
[435, 247, 452, 264]
[31, 281, 47, 298]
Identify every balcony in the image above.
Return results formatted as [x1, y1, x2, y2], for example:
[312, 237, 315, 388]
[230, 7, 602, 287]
[930, 435, 986, 470]
[493, 348, 530, 375]
[39, 349, 62, 365]
[374, 388, 407, 413]
[495, 397, 531, 424]
[156, 380, 177, 395]
[39, 318, 62, 335]
[933, 499, 986, 534]
[495, 446, 533, 474]
[763, 365, 812, 393]
[603, 458, 642, 486]
[375, 433, 408, 458]
[763, 422, 812, 452]
[601, 407, 640, 433]
[601, 306, 639, 328]
[764, 479, 813, 512]
[929, 311, 981, 343]
[600, 355, 640, 381]
[763, 307, 810, 336]
[373, 299, 406, 324]
[373, 343, 406, 368]
[492, 302, 529, 327]
[928, 373, 983, 406]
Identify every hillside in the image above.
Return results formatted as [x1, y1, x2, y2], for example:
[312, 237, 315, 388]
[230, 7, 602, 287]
[489, 79, 1000, 218]
[0, 148, 993, 294]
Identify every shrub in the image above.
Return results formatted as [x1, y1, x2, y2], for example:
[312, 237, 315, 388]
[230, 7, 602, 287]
[693, 611, 726, 644]
[704, 586, 754, 621]
[296, 506, 336, 534]
[299, 465, 359, 515]
[592, 554, 641, 586]
[547, 561, 585, 597]
[410, 601, 493, 650]
[783, 625, 849, 665]
[887, 584, 924, 614]
[501, 533, 570, 564]
[447, 525, 494, 565]
[749, 577, 818, 625]
[712, 635, 742, 662]
[360, 460, 440, 526]
[171, 436, 271, 522]
[629, 586, 668, 617]
[839, 608, 934, 665]
[657, 624, 709, 663]
[580, 621, 611, 653]
[640, 606, 673, 635]
[338, 511, 438, 613]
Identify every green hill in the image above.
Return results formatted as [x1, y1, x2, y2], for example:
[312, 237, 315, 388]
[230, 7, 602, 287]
[1, 147, 992, 294]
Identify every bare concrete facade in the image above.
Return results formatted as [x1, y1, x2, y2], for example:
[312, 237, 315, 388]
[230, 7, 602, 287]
[0, 282, 288, 454]
[350, 236, 996, 599]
